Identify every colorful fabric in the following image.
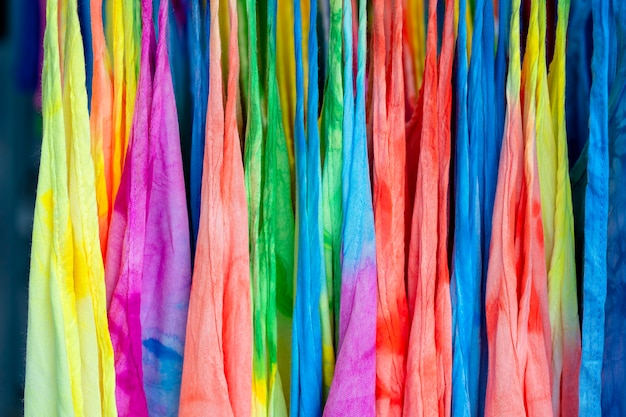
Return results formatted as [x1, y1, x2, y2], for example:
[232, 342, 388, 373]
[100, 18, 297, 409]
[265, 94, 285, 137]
[106, 0, 191, 415]
[178, 0, 252, 413]
[485, 0, 553, 414]
[404, 0, 454, 415]
[371, 0, 409, 415]
[26, 1, 626, 416]
[601, 0, 626, 414]
[290, 0, 326, 413]
[541, 0, 582, 414]
[450, 0, 481, 414]
[322, 0, 377, 412]
[25, 0, 117, 415]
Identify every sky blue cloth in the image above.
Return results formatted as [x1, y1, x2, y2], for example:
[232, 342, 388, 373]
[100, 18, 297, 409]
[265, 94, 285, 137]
[290, 0, 324, 414]
[457, 0, 498, 414]
[601, 1, 626, 414]
[451, 0, 480, 414]
[579, 0, 609, 414]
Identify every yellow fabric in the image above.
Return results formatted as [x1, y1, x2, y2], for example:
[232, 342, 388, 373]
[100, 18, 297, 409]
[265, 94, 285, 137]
[25, 0, 117, 415]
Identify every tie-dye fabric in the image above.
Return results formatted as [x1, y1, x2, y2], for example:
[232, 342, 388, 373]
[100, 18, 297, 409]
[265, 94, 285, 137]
[290, 0, 326, 414]
[178, 0, 252, 413]
[601, 0, 626, 414]
[320, 0, 343, 358]
[539, 0, 582, 415]
[371, 0, 409, 415]
[25, 0, 117, 415]
[322, 0, 376, 413]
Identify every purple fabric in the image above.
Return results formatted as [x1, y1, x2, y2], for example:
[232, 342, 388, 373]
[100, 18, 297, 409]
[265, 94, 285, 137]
[106, 1, 190, 416]
[141, 0, 191, 415]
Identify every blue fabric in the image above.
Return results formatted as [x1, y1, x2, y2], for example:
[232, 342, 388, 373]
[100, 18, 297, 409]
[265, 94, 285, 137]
[465, 0, 498, 413]
[451, 0, 479, 414]
[188, 0, 209, 245]
[566, 0, 593, 167]
[78, 0, 92, 103]
[290, 0, 324, 414]
[579, 0, 610, 414]
[601, 1, 626, 414]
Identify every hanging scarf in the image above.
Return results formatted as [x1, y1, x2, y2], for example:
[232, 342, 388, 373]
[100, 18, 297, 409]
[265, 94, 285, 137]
[178, 0, 252, 413]
[265, 0, 297, 411]
[106, 0, 191, 415]
[370, 0, 409, 415]
[90, 0, 114, 258]
[404, 0, 454, 414]
[485, 0, 553, 414]
[450, 0, 482, 413]
[290, 0, 326, 413]
[25, 0, 117, 414]
[538, 0, 582, 414]
[322, 0, 377, 412]
[600, 0, 626, 413]
[321, 0, 343, 358]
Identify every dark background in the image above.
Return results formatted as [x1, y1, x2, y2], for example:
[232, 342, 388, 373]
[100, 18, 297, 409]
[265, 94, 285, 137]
[0, 0, 41, 415]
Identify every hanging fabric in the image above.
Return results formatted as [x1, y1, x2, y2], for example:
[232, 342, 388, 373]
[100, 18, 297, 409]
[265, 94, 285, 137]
[290, 0, 326, 413]
[25, 0, 117, 415]
[179, 0, 252, 413]
[322, 0, 377, 412]
[320, 0, 343, 356]
[539, 0, 582, 414]
[404, 0, 454, 415]
[485, 0, 553, 414]
[370, 0, 409, 415]
[600, 0, 626, 413]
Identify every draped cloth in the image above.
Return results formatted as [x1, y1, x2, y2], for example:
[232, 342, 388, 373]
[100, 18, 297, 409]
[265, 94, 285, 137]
[322, 0, 377, 413]
[106, 0, 191, 415]
[370, 0, 409, 416]
[178, 0, 252, 414]
[578, 0, 609, 414]
[290, 0, 327, 413]
[404, 0, 454, 414]
[25, 0, 117, 415]
[601, 0, 626, 414]
[450, 0, 481, 414]
[539, 0, 582, 415]
[485, 0, 553, 414]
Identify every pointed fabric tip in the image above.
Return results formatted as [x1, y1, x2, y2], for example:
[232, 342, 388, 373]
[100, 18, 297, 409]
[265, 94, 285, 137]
[179, 0, 252, 413]
[25, 0, 117, 415]
[403, 0, 454, 413]
[323, 0, 376, 413]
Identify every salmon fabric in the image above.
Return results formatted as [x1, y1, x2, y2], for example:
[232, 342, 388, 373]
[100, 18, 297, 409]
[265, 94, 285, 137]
[484, 0, 553, 414]
[404, 0, 454, 415]
[178, 0, 252, 413]
[371, 0, 409, 416]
